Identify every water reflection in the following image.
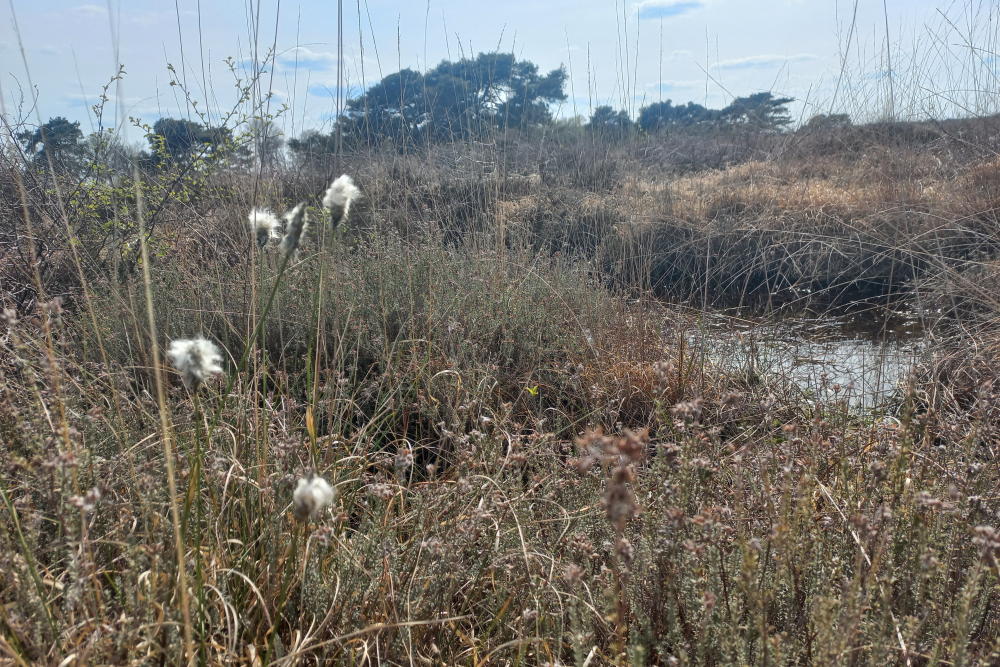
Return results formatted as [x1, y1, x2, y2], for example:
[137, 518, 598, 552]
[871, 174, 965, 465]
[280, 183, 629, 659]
[677, 302, 927, 409]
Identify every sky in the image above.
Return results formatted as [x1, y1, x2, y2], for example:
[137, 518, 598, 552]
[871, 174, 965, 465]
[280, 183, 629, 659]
[0, 0, 993, 141]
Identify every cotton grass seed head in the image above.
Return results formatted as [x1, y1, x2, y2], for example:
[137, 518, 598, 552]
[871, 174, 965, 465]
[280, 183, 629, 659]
[279, 203, 308, 259]
[321, 174, 360, 227]
[293, 475, 335, 522]
[248, 208, 280, 249]
[167, 337, 224, 390]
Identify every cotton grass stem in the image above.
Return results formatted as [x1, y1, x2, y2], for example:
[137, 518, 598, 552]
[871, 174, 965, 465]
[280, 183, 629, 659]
[206, 252, 286, 434]
[134, 168, 194, 664]
[191, 391, 209, 665]
[306, 247, 325, 470]
[265, 523, 300, 665]
[206, 205, 302, 441]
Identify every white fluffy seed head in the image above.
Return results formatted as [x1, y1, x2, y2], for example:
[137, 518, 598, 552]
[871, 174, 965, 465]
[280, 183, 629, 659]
[293, 475, 335, 522]
[321, 174, 360, 227]
[167, 337, 224, 390]
[248, 208, 280, 249]
[278, 203, 308, 259]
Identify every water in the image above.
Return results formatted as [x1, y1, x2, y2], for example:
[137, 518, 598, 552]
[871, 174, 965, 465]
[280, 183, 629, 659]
[675, 302, 927, 409]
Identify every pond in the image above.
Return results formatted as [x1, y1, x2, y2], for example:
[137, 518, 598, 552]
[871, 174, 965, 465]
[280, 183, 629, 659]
[674, 300, 927, 410]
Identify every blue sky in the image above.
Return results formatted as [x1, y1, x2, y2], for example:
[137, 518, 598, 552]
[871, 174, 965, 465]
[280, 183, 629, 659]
[0, 0, 989, 140]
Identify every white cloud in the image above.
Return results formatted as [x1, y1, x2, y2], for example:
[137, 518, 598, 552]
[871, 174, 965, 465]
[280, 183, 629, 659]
[73, 5, 108, 17]
[127, 13, 169, 28]
[636, 0, 707, 20]
[277, 47, 339, 70]
[64, 92, 140, 106]
[647, 79, 703, 92]
[126, 9, 196, 27]
[714, 53, 820, 69]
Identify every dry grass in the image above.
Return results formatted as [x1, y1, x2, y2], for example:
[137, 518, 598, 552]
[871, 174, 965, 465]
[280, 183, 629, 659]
[1, 122, 1000, 665]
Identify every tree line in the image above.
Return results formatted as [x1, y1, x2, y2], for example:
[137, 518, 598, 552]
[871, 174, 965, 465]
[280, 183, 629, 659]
[591, 91, 798, 134]
[17, 51, 821, 171]
[15, 116, 240, 175]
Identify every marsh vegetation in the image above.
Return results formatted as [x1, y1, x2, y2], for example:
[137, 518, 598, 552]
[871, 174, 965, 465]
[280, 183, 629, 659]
[2, 19, 1000, 666]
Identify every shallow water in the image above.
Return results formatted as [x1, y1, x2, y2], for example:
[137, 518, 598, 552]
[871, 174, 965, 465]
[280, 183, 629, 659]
[677, 302, 927, 409]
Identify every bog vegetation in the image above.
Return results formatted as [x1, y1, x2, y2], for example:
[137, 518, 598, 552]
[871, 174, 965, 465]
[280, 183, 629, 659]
[2, 41, 1000, 667]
